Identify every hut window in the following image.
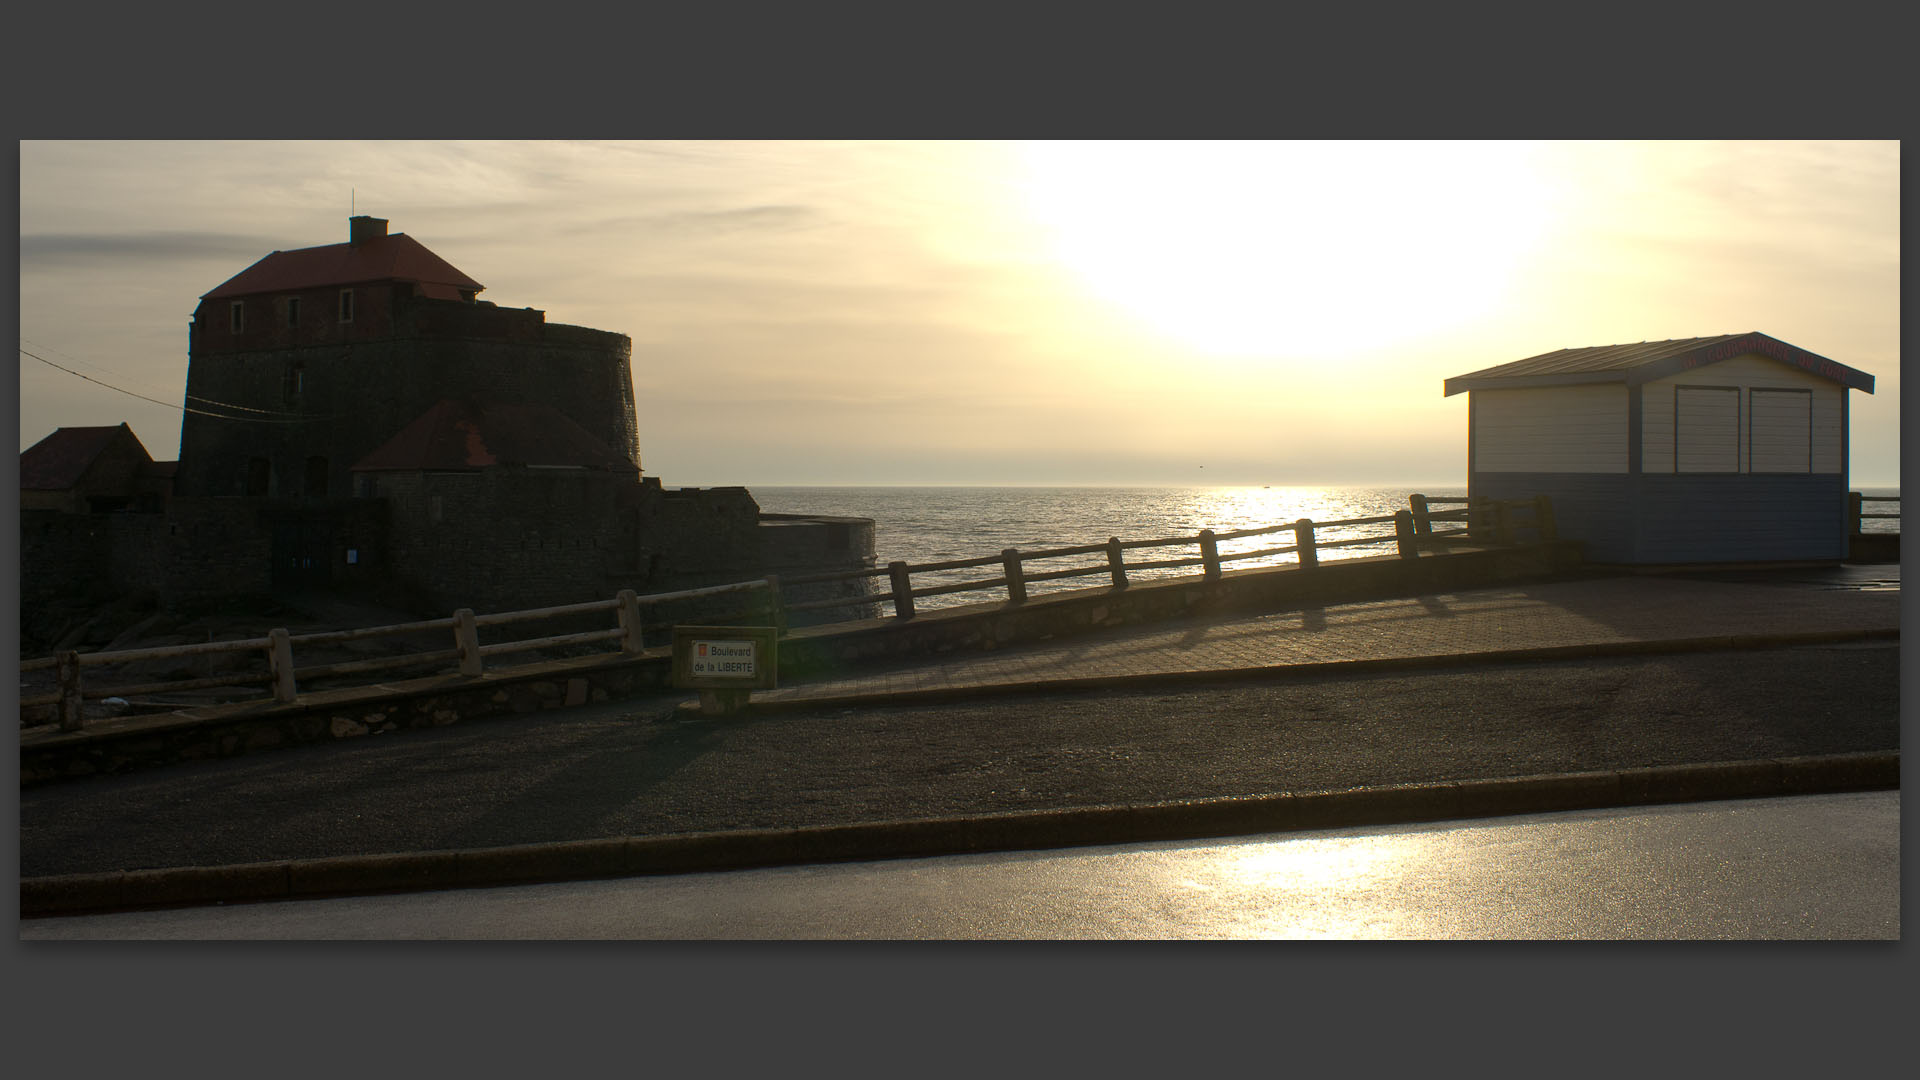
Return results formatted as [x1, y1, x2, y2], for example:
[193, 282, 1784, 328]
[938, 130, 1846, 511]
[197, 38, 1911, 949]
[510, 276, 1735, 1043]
[339, 289, 355, 322]
[1748, 388, 1812, 474]
[230, 301, 245, 333]
[287, 297, 301, 327]
[1674, 386, 1739, 473]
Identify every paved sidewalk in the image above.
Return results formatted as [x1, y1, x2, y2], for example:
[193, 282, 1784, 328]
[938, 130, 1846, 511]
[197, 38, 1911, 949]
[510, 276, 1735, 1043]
[757, 566, 1900, 706]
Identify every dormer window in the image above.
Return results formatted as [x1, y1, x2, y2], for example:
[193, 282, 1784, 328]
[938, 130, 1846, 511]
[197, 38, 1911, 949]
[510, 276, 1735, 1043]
[287, 297, 301, 327]
[230, 301, 245, 333]
[339, 289, 354, 323]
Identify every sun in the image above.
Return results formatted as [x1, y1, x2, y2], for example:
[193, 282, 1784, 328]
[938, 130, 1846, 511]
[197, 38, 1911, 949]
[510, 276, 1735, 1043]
[1013, 141, 1557, 360]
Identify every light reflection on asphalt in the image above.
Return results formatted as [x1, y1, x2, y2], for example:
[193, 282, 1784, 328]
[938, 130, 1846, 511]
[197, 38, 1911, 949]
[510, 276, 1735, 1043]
[21, 791, 1898, 941]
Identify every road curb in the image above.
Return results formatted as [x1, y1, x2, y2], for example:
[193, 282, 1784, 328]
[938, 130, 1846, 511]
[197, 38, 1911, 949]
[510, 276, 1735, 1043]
[20, 750, 1899, 919]
[745, 627, 1899, 713]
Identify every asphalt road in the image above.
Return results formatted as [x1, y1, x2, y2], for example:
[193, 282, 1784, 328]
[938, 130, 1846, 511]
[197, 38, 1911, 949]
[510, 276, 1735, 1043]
[18, 639, 1898, 879]
[21, 792, 1900, 939]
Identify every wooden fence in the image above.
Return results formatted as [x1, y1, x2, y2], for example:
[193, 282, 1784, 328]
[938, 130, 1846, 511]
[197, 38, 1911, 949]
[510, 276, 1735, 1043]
[20, 579, 778, 734]
[1850, 494, 1900, 534]
[21, 492, 1557, 733]
[767, 493, 1549, 620]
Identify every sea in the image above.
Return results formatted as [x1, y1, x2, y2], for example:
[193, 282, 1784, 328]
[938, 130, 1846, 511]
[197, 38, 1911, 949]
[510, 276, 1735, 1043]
[753, 484, 1902, 611]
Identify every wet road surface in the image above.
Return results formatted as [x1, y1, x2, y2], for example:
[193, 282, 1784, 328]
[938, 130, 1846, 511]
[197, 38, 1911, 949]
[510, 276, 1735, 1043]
[22, 791, 1898, 940]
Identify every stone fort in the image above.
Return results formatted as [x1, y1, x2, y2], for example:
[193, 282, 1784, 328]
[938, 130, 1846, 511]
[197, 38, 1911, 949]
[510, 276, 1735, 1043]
[20, 217, 873, 633]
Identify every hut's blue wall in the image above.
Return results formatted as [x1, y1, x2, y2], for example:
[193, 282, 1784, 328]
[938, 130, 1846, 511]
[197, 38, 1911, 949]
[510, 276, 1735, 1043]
[1470, 472, 1634, 561]
[1632, 475, 1847, 562]
[1471, 471, 1848, 563]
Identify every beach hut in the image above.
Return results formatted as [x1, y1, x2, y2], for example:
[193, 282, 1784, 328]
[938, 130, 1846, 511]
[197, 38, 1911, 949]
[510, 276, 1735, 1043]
[1443, 333, 1875, 564]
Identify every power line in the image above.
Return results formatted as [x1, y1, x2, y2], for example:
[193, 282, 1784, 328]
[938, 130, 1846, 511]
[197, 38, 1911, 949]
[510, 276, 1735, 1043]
[20, 336, 183, 403]
[20, 347, 330, 424]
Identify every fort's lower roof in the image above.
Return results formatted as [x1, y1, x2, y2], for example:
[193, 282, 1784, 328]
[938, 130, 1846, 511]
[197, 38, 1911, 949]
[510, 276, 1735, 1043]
[350, 399, 635, 473]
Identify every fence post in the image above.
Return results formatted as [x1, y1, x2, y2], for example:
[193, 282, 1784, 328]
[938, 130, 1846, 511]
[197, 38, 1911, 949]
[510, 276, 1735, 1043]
[269, 627, 297, 703]
[1199, 529, 1221, 579]
[1495, 501, 1516, 546]
[455, 608, 484, 676]
[1410, 494, 1433, 543]
[1107, 537, 1128, 588]
[1849, 491, 1864, 535]
[1294, 519, 1318, 570]
[1394, 510, 1419, 559]
[616, 589, 645, 654]
[57, 650, 84, 732]
[1532, 495, 1557, 542]
[888, 561, 916, 619]
[761, 575, 787, 634]
[1002, 549, 1027, 604]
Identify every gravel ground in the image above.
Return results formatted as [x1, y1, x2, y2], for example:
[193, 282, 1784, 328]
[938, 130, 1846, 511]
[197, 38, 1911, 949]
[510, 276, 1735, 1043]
[17, 641, 1899, 878]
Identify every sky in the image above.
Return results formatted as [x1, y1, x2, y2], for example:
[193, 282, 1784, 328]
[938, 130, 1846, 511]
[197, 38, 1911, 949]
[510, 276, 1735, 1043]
[15, 140, 1902, 487]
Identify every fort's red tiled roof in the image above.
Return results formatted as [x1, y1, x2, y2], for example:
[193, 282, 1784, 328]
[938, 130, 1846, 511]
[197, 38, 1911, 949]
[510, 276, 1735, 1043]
[201, 232, 484, 301]
[351, 400, 635, 473]
[20, 424, 151, 491]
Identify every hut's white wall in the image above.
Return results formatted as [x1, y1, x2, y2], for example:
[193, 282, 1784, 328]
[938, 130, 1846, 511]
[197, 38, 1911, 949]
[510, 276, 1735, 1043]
[1640, 353, 1843, 474]
[1470, 385, 1627, 473]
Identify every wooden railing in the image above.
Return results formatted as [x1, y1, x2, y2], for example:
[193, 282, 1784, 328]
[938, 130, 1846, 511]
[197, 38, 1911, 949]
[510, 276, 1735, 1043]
[20, 492, 1560, 733]
[1849, 493, 1900, 534]
[774, 493, 1553, 621]
[20, 579, 778, 733]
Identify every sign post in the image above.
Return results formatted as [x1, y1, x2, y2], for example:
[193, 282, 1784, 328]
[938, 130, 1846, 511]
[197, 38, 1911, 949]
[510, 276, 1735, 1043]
[671, 625, 778, 717]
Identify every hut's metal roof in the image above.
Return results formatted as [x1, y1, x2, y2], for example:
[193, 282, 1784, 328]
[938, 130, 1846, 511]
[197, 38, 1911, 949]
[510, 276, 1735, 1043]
[1443, 332, 1874, 396]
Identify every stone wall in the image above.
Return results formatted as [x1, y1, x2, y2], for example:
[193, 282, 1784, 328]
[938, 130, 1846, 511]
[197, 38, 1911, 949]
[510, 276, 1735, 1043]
[177, 297, 637, 499]
[20, 498, 393, 622]
[373, 468, 646, 615]
[759, 513, 883, 624]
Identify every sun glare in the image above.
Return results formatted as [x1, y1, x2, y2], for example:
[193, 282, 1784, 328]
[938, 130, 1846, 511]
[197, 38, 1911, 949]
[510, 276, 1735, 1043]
[1014, 141, 1556, 361]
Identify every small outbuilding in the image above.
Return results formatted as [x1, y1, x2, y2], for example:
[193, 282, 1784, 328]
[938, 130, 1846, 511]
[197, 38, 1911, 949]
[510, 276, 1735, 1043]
[19, 423, 172, 514]
[1444, 332, 1875, 564]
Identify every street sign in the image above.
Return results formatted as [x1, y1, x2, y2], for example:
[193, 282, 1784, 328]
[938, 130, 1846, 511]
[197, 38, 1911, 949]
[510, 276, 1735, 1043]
[671, 625, 779, 691]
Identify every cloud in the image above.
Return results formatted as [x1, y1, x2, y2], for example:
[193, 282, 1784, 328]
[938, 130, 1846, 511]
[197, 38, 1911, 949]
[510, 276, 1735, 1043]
[20, 231, 272, 266]
[646, 205, 820, 235]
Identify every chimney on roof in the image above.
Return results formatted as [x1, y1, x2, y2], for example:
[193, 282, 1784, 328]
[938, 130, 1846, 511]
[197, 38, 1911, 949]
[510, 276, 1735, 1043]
[349, 215, 389, 245]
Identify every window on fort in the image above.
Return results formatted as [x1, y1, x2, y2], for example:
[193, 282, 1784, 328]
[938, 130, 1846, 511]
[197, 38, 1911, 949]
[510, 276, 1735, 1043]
[1674, 386, 1740, 473]
[339, 289, 354, 322]
[284, 362, 305, 405]
[306, 456, 329, 497]
[230, 301, 245, 333]
[287, 297, 301, 327]
[246, 457, 271, 497]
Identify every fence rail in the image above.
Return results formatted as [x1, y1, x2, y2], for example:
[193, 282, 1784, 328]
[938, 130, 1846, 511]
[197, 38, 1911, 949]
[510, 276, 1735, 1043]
[1850, 494, 1900, 533]
[21, 491, 1572, 733]
[21, 578, 777, 733]
[767, 493, 1554, 622]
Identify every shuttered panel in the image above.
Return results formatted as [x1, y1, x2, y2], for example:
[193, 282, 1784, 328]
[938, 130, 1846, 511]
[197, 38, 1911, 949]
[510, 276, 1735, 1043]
[1675, 386, 1738, 472]
[1748, 388, 1811, 473]
[1643, 354, 1843, 474]
[1473, 386, 1627, 473]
